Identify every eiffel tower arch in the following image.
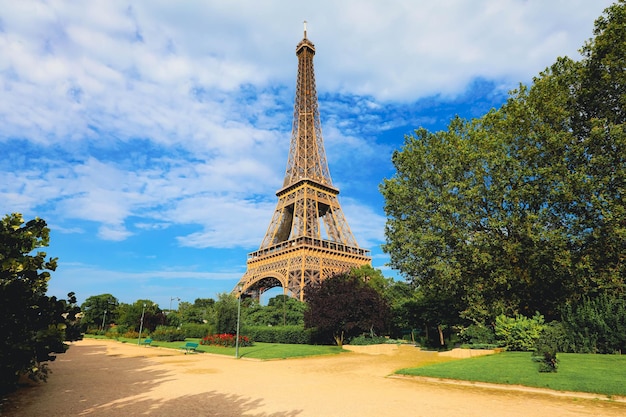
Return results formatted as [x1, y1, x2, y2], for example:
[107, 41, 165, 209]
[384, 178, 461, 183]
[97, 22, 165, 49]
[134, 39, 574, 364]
[234, 25, 371, 301]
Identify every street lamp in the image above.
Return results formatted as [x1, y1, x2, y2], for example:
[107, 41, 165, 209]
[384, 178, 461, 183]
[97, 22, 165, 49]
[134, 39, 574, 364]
[101, 300, 114, 331]
[137, 303, 147, 345]
[170, 296, 181, 313]
[235, 283, 243, 359]
[101, 309, 107, 331]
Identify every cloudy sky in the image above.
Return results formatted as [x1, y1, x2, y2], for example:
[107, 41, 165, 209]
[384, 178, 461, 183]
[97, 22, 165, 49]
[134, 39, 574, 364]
[0, 0, 614, 308]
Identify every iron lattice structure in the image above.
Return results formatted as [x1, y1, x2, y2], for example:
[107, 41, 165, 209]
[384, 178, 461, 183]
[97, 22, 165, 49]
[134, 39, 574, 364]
[234, 27, 371, 301]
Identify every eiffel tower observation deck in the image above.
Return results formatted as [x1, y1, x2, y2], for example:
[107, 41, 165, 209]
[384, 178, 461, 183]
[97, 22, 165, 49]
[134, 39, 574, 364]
[234, 24, 371, 301]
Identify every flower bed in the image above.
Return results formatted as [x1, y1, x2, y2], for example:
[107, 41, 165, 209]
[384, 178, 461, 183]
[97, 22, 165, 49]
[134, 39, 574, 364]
[201, 333, 253, 348]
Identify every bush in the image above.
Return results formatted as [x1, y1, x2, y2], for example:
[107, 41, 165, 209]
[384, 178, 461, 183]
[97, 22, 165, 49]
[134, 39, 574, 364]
[532, 322, 563, 372]
[150, 326, 186, 342]
[201, 333, 253, 347]
[459, 324, 496, 346]
[123, 330, 140, 339]
[349, 335, 389, 345]
[561, 294, 626, 354]
[494, 313, 545, 351]
[180, 323, 215, 339]
[245, 325, 313, 344]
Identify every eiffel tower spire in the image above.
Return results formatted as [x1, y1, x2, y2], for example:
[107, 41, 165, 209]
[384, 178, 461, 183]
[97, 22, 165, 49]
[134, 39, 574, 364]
[235, 25, 371, 301]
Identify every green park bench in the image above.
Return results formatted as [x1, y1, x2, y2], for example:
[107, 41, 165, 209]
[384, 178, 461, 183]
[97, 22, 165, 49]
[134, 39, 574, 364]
[180, 342, 199, 354]
[140, 338, 153, 346]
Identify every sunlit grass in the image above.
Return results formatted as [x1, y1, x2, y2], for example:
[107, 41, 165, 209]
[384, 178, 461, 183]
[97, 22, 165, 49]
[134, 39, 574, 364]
[397, 351, 626, 396]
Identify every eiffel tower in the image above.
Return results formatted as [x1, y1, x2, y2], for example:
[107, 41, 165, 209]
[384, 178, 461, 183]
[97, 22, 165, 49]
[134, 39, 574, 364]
[234, 24, 371, 301]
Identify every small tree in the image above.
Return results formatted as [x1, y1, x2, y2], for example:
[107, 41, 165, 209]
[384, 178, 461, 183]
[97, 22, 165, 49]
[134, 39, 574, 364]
[0, 213, 81, 394]
[304, 272, 390, 346]
[214, 293, 239, 334]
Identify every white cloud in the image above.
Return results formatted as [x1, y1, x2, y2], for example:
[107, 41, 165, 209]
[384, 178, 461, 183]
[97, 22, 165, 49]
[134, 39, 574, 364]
[0, 0, 615, 251]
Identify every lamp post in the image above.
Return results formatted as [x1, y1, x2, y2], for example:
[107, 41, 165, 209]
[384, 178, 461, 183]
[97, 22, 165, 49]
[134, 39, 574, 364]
[137, 303, 147, 345]
[170, 296, 180, 313]
[101, 309, 107, 331]
[235, 284, 243, 359]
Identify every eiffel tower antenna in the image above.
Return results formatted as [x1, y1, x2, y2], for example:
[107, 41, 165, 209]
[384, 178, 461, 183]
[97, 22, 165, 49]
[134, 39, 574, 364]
[234, 25, 371, 301]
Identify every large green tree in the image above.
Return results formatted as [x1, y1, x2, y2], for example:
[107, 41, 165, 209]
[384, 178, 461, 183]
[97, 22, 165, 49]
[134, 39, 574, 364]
[80, 294, 119, 331]
[116, 300, 165, 333]
[0, 213, 81, 394]
[380, 2, 626, 324]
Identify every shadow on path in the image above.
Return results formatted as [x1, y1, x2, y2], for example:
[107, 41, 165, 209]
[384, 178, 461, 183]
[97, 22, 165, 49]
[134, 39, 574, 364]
[1, 342, 301, 417]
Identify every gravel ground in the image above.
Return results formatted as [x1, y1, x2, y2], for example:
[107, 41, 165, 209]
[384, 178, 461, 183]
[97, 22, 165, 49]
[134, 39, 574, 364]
[2, 339, 625, 417]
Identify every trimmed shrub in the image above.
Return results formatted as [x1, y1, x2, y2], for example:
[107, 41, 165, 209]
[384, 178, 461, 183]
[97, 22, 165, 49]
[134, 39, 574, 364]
[150, 326, 186, 342]
[180, 323, 215, 339]
[245, 325, 313, 344]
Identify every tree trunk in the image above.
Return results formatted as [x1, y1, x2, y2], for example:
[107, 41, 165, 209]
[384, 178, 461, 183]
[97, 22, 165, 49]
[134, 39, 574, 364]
[437, 325, 445, 346]
[333, 331, 344, 347]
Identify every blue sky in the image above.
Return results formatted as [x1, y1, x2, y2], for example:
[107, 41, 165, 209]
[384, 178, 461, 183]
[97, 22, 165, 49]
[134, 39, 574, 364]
[0, 0, 614, 308]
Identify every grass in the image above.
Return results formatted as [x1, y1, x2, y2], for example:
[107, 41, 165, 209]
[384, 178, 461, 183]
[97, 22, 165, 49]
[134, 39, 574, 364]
[397, 351, 626, 397]
[87, 336, 345, 360]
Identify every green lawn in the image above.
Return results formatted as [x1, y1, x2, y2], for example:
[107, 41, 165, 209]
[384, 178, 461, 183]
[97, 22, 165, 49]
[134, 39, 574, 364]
[397, 351, 626, 397]
[89, 336, 345, 360]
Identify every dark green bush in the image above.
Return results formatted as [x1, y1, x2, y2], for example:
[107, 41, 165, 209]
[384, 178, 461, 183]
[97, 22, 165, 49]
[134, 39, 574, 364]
[245, 325, 312, 344]
[349, 335, 389, 345]
[150, 326, 186, 342]
[459, 324, 496, 346]
[561, 294, 626, 354]
[532, 322, 564, 372]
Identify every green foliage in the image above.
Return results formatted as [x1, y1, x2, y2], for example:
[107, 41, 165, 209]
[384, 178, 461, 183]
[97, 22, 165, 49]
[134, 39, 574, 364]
[175, 298, 215, 325]
[116, 300, 165, 333]
[214, 293, 239, 334]
[398, 289, 462, 348]
[380, 1, 626, 325]
[0, 213, 82, 394]
[348, 335, 389, 345]
[532, 322, 563, 372]
[561, 294, 626, 353]
[494, 313, 545, 351]
[150, 326, 186, 342]
[80, 294, 119, 331]
[304, 272, 390, 346]
[179, 322, 215, 338]
[245, 325, 313, 344]
[458, 324, 496, 346]
[246, 295, 305, 327]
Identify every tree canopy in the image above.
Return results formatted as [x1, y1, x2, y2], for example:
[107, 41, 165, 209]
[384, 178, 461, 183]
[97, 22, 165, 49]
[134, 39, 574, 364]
[304, 271, 390, 346]
[380, 1, 626, 325]
[0, 213, 81, 393]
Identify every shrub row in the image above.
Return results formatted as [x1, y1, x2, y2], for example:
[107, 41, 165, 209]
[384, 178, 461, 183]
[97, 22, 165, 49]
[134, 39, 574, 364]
[348, 335, 389, 345]
[150, 326, 186, 342]
[180, 323, 215, 339]
[245, 325, 313, 344]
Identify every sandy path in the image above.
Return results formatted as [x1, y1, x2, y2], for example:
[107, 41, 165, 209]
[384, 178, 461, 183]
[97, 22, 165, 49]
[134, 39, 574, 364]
[2, 339, 625, 417]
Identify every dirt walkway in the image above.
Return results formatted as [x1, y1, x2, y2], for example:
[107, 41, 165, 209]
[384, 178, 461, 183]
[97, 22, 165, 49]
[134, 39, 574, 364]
[2, 339, 626, 417]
